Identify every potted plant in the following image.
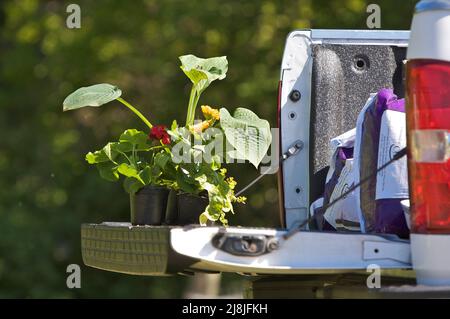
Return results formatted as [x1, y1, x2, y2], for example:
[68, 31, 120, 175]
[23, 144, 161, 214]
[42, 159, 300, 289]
[63, 54, 272, 226]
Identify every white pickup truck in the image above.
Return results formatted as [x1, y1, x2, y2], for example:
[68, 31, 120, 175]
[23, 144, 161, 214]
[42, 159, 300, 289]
[80, 0, 450, 298]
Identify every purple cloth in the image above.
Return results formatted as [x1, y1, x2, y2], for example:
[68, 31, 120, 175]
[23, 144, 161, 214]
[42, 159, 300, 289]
[323, 147, 352, 206]
[359, 89, 409, 238]
[316, 145, 355, 231]
[375, 200, 409, 237]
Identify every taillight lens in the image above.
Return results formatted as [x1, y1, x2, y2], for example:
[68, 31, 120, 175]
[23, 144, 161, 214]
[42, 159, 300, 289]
[406, 59, 450, 234]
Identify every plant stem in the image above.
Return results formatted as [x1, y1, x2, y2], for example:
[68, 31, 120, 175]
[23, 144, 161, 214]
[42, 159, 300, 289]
[186, 86, 200, 127]
[148, 145, 164, 151]
[117, 97, 153, 129]
[132, 144, 137, 168]
[192, 91, 200, 122]
[118, 151, 132, 165]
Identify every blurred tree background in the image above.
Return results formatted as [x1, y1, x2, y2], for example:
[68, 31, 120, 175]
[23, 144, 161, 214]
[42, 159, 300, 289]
[0, 0, 415, 298]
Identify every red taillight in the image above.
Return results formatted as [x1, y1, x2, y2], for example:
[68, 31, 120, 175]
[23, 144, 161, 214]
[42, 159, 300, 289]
[406, 59, 450, 234]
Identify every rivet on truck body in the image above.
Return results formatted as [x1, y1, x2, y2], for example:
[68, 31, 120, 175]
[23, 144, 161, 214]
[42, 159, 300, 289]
[289, 90, 301, 102]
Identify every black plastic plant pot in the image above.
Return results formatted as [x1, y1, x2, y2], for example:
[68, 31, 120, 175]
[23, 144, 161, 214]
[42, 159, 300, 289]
[130, 186, 170, 225]
[165, 190, 208, 225]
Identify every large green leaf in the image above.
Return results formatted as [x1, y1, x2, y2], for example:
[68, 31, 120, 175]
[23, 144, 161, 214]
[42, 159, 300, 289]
[85, 141, 133, 165]
[176, 173, 199, 194]
[63, 83, 122, 111]
[96, 161, 119, 182]
[138, 166, 153, 185]
[119, 129, 149, 149]
[179, 55, 228, 92]
[123, 177, 144, 194]
[154, 151, 171, 169]
[219, 107, 272, 168]
[102, 142, 119, 161]
[117, 163, 144, 184]
[85, 150, 109, 164]
[123, 166, 153, 194]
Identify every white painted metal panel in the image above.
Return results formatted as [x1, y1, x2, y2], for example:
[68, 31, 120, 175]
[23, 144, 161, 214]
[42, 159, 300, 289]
[171, 227, 411, 274]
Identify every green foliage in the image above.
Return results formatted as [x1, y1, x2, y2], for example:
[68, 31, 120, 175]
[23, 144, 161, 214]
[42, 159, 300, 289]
[119, 129, 150, 150]
[65, 55, 266, 224]
[196, 172, 245, 226]
[63, 84, 154, 129]
[179, 54, 272, 168]
[220, 107, 272, 168]
[63, 84, 122, 111]
[165, 122, 247, 225]
[155, 122, 246, 225]
[180, 55, 228, 92]
[85, 128, 168, 193]
[180, 54, 228, 126]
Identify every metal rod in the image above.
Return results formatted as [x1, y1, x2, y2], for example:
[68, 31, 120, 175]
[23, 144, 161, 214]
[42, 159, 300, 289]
[234, 140, 304, 197]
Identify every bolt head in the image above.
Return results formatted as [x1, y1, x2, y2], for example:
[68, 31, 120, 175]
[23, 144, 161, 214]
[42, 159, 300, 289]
[289, 90, 301, 102]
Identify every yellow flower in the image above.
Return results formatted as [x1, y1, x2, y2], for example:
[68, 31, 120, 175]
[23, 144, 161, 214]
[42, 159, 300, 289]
[226, 177, 237, 189]
[191, 120, 211, 133]
[201, 105, 220, 121]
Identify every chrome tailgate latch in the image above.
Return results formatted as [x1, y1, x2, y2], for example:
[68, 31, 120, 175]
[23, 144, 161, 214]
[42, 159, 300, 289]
[212, 233, 279, 257]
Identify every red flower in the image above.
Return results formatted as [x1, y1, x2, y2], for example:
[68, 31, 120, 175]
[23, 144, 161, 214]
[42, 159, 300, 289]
[149, 125, 166, 139]
[149, 125, 171, 145]
[161, 134, 171, 145]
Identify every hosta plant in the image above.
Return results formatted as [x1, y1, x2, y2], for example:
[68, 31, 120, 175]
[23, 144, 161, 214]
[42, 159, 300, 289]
[63, 55, 272, 225]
